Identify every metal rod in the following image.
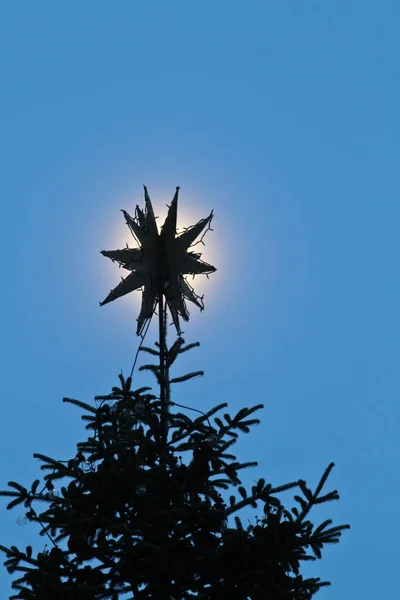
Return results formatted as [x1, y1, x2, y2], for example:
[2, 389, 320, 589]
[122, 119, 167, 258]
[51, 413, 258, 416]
[159, 291, 168, 442]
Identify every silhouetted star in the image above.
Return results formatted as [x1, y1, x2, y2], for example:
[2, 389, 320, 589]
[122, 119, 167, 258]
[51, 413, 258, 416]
[100, 186, 216, 335]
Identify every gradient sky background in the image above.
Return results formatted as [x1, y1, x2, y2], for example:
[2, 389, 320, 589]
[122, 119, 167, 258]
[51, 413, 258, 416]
[1, 1, 399, 597]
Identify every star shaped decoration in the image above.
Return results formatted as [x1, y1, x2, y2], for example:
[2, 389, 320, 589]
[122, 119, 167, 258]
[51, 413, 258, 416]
[100, 186, 216, 336]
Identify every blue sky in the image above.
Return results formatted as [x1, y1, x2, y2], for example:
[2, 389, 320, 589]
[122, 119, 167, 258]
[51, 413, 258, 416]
[1, 1, 399, 597]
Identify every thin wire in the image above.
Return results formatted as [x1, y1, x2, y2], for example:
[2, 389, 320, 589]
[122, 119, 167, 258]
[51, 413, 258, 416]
[130, 313, 153, 378]
[168, 400, 212, 429]
[94, 309, 154, 410]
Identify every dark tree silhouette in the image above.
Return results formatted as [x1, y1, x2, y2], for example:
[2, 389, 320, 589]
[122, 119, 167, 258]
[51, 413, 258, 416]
[0, 336, 349, 599]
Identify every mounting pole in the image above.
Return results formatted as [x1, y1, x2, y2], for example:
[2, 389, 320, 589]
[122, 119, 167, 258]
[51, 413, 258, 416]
[159, 291, 168, 443]
[158, 231, 169, 445]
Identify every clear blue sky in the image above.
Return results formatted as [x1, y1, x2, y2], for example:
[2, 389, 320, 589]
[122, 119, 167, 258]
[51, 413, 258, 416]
[1, 1, 399, 597]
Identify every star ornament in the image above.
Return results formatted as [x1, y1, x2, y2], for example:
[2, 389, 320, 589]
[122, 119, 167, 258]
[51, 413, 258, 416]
[100, 186, 216, 336]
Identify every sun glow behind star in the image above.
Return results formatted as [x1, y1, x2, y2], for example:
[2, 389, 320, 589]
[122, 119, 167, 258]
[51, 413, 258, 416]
[99, 188, 227, 331]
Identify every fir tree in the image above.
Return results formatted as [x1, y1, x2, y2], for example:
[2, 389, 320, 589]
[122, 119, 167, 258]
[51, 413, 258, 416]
[0, 188, 349, 599]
